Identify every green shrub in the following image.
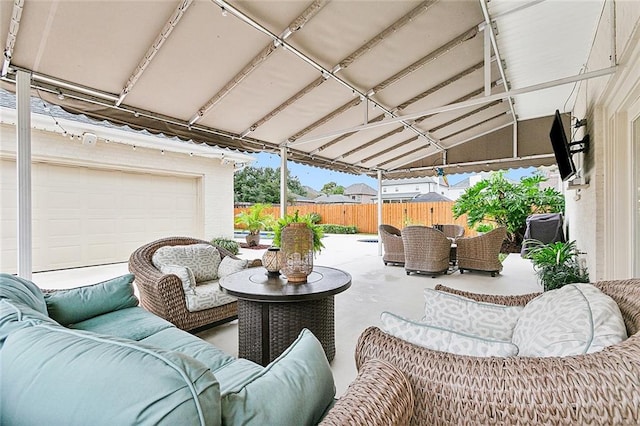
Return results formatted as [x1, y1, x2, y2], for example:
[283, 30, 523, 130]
[319, 224, 357, 234]
[211, 237, 240, 255]
[308, 212, 322, 224]
[475, 223, 494, 233]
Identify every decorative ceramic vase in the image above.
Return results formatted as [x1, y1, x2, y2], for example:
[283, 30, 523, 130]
[280, 222, 313, 283]
[262, 247, 282, 277]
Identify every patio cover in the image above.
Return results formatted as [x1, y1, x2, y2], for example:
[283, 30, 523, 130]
[0, 0, 612, 179]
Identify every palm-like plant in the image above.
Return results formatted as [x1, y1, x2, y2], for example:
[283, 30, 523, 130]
[234, 203, 275, 246]
[524, 239, 589, 291]
[272, 210, 324, 253]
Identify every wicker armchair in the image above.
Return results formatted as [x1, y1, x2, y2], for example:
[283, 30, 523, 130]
[379, 224, 405, 266]
[437, 224, 465, 239]
[456, 227, 507, 277]
[402, 226, 451, 277]
[355, 279, 640, 425]
[128, 236, 259, 331]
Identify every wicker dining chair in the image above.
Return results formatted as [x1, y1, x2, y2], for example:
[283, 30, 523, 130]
[402, 226, 451, 277]
[456, 227, 507, 277]
[379, 224, 405, 266]
[355, 279, 640, 425]
[128, 236, 259, 332]
[438, 224, 465, 239]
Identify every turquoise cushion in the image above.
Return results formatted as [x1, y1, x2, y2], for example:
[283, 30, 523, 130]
[0, 299, 58, 349]
[0, 273, 47, 314]
[44, 274, 139, 325]
[70, 307, 173, 341]
[141, 328, 236, 372]
[221, 328, 335, 425]
[0, 325, 221, 426]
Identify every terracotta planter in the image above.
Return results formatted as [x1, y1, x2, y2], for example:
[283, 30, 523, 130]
[280, 223, 313, 283]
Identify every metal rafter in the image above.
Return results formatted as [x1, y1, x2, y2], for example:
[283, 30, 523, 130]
[116, 0, 193, 106]
[190, 0, 329, 126]
[290, 25, 482, 154]
[2, 0, 24, 77]
[234, 0, 440, 146]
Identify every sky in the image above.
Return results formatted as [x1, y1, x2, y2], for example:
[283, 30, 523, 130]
[252, 152, 536, 190]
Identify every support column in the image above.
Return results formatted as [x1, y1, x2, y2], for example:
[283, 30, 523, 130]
[377, 170, 383, 256]
[16, 70, 32, 279]
[279, 147, 288, 218]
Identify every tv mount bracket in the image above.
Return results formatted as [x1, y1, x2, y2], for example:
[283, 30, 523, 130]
[569, 134, 590, 155]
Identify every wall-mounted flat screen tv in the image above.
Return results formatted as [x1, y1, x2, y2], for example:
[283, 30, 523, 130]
[549, 110, 576, 181]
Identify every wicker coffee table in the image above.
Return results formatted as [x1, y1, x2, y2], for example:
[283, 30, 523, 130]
[219, 266, 351, 366]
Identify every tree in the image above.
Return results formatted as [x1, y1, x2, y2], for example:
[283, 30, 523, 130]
[452, 172, 565, 248]
[234, 167, 307, 203]
[320, 181, 345, 195]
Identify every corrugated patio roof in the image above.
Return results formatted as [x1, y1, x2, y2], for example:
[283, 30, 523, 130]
[0, 0, 610, 179]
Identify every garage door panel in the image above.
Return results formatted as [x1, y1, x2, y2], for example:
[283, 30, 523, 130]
[1, 160, 201, 273]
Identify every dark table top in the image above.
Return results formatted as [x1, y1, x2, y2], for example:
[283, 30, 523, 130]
[219, 265, 351, 302]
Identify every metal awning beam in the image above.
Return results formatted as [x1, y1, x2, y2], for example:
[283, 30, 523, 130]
[1, 0, 23, 77]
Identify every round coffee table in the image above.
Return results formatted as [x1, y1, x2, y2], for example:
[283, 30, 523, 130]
[219, 266, 351, 366]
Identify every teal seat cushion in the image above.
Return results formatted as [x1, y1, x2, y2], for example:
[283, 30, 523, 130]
[0, 299, 59, 349]
[44, 274, 139, 325]
[0, 273, 47, 314]
[221, 328, 335, 425]
[0, 325, 221, 426]
[140, 328, 236, 371]
[70, 306, 173, 341]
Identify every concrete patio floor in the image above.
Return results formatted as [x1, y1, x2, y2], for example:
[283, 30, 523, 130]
[31, 233, 541, 396]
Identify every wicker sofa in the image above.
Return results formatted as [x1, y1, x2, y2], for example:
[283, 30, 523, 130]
[128, 236, 259, 331]
[379, 224, 405, 266]
[355, 279, 640, 425]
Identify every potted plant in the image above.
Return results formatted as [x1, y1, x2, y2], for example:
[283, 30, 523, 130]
[272, 211, 324, 282]
[524, 239, 589, 291]
[234, 203, 275, 247]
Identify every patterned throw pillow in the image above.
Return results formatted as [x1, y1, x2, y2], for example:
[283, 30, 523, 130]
[159, 264, 196, 295]
[217, 257, 249, 279]
[186, 282, 237, 312]
[512, 283, 627, 357]
[423, 288, 524, 341]
[381, 311, 519, 357]
[152, 244, 221, 282]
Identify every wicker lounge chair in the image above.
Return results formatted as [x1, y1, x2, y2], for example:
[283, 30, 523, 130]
[456, 227, 507, 277]
[355, 279, 640, 425]
[402, 226, 451, 277]
[128, 236, 259, 331]
[379, 224, 405, 266]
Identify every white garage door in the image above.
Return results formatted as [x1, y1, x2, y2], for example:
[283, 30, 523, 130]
[1, 159, 201, 273]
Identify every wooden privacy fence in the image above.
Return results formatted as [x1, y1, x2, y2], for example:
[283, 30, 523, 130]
[234, 202, 472, 235]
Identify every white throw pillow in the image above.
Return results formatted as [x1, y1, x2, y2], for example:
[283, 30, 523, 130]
[512, 283, 627, 357]
[152, 244, 221, 282]
[217, 257, 249, 278]
[158, 264, 196, 295]
[380, 311, 519, 357]
[423, 288, 524, 341]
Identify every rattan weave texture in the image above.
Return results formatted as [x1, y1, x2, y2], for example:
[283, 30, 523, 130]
[379, 224, 405, 266]
[456, 227, 507, 276]
[402, 225, 451, 276]
[355, 279, 640, 425]
[128, 236, 244, 331]
[320, 359, 414, 425]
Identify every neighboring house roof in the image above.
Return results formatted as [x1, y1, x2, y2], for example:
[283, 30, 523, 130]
[314, 194, 358, 204]
[344, 183, 377, 196]
[449, 177, 471, 189]
[411, 192, 452, 202]
[303, 186, 321, 198]
[290, 193, 314, 203]
[379, 192, 421, 201]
